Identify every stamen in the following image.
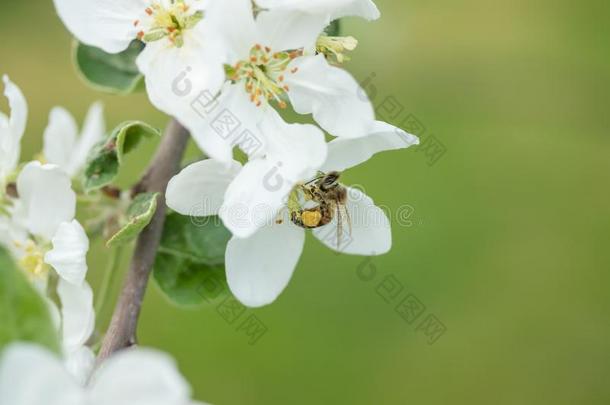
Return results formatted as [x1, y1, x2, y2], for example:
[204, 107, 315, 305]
[138, 1, 203, 48]
[230, 45, 300, 109]
[316, 35, 359, 64]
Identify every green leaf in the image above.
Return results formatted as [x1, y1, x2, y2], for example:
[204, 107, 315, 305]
[83, 121, 160, 192]
[0, 247, 60, 353]
[325, 19, 342, 37]
[106, 192, 159, 248]
[73, 40, 144, 94]
[153, 253, 228, 307]
[153, 213, 232, 306]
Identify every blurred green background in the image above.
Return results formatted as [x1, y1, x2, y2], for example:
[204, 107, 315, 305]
[2, 0, 610, 404]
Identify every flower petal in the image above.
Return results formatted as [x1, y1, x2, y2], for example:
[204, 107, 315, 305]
[332, 0, 380, 20]
[0, 75, 27, 177]
[2, 75, 27, 145]
[45, 220, 89, 285]
[256, 0, 380, 21]
[220, 159, 294, 239]
[70, 102, 105, 176]
[0, 343, 83, 405]
[259, 109, 327, 181]
[313, 187, 391, 255]
[0, 215, 27, 259]
[204, 0, 259, 63]
[43, 107, 78, 172]
[89, 348, 192, 405]
[15, 162, 76, 239]
[166, 159, 242, 217]
[286, 55, 375, 138]
[64, 346, 95, 386]
[53, 0, 146, 53]
[320, 121, 419, 172]
[255, 8, 328, 52]
[135, 30, 227, 134]
[186, 82, 266, 164]
[225, 215, 305, 307]
[57, 279, 95, 351]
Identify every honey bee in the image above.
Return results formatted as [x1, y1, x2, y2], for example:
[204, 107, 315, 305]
[290, 171, 352, 248]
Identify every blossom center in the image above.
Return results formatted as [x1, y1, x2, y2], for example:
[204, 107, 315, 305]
[15, 240, 49, 282]
[229, 45, 301, 108]
[135, 0, 203, 48]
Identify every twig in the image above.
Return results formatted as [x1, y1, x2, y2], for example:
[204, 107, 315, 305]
[97, 119, 189, 362]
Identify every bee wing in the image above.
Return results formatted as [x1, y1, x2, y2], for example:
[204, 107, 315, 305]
[336, 203, 342, 249]
[343, 203, 353, 238]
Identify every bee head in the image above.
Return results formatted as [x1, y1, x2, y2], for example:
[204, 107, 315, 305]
[319, 171, 341, 191]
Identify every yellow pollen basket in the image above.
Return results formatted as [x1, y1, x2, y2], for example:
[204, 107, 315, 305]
[302, 210, 323, 228]
[230, 45, 302, 108]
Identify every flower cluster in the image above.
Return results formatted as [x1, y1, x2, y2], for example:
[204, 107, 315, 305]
[1, 0, 420, 402]
[53, 0, 419, 307]
[0, 343, 207, 405]
[0, 77, 201, 404]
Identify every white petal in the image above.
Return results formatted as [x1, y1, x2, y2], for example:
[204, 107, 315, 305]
[45, 220, 89, 285]
[0, 75, 27, 177]
[255, 8, 328, 52]
[0, 215, 27, 258]
[45, 296, 62, 334]
[204, 0, 259, 63]
[2, 75, 27, 145]
[286, 55, 375, 138]
[166, 159, 242, 217]
[226, 215, 305, 307]
[57, 279, 95, 351]
[0, 343, 83, 405]
[64, 346, 95, 386]
[53, 0, 146, 53]
[136, 28, 227, 127]
[320, 121, 420, 172]
[313, 187, 391, 255]
[256, 0, 380, 21]
[43, 107, 78, 171]
[220, 159, 294, 238]
[70, 102, 105, 176]
[89, 348, 191, 405]
[16, 162, 76, 239]
[330, 0, 380, 20]
[259, 109, 327, 181]
[186, 83, 265, 164]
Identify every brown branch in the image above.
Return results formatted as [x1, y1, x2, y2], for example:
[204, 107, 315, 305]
[97, 119, 189, 362]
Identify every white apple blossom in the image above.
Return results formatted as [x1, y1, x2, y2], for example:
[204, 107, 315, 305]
[167, 122, 418, 306]
[0, 161, 94, 379]
[52, 0, 227, 123]
[0, 75, 27, 189]
[0, 343, 208, 405]
[43, 102, 105, 177]
[180, 0, 381, 166]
